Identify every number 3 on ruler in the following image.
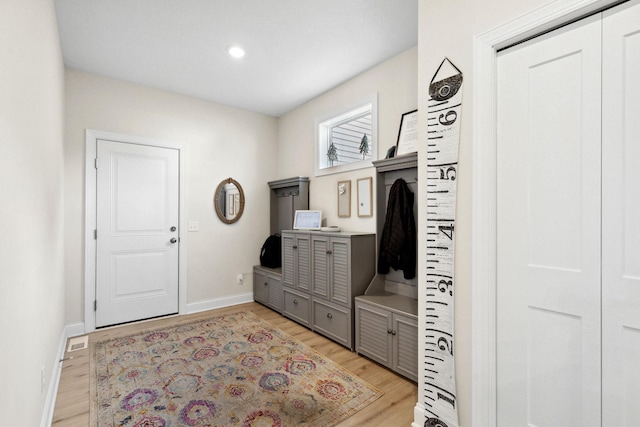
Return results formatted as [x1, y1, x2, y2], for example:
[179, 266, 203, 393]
[439, 166, 456, 181]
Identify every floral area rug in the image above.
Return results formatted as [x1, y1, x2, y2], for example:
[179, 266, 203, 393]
[91, 311, 382, 426]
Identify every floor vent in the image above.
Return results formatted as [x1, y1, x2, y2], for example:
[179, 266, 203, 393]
[67, 335, 88, 352]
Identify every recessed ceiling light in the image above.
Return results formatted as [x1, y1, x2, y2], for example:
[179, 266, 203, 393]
[227, 45, 245, 59]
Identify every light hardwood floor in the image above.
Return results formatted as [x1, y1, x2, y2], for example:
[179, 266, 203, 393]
[52, 302, 418, 426]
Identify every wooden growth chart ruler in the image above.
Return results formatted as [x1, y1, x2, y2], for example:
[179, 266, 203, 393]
[424, 58, 462, 427]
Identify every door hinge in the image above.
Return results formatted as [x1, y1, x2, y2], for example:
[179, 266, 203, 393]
[94, 300, 97, 311]
[94, 229, 97, 240]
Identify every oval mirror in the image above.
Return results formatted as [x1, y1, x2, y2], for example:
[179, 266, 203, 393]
[214, 178, 245, 224]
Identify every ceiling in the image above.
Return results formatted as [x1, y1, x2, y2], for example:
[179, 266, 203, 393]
[54, 0, 418, 117]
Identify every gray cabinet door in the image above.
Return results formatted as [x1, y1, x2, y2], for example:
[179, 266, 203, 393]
[311, 235, 330, 299]
[296, 234, 311, 292]
[253, 270, 268, 305]
[267, 275, 282, 311]
[311, 235, 351, 306]
[393, 312, 418, 382]
[329, 237, 351, 306]
[253, 267, 282, 313]
[282, 233, 295, 288]
[355, 301, 392, 366]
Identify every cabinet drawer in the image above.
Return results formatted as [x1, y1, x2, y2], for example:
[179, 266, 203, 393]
[313, 299, 351, 348]
[282, 289, 310, 327]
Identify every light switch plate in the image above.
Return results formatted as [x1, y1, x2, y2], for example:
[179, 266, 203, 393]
[188, 221, 199, 231]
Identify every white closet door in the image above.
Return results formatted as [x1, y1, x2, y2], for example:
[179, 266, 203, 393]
[602, 2, 640, 425]
[496, 16, 602, 426]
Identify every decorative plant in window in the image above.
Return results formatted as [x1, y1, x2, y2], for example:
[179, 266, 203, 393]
[327, 143, 338, 166]
[359, 134, 370, 159]
[315, 95, 376, 176]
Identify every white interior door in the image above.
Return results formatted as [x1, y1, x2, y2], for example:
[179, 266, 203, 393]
[496, 15, 602, 426]
[602, 2, 640, 424]
[96, 139, 179, 327]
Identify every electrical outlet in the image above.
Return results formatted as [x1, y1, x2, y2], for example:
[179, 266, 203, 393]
[188, 221, 199, 231]
[237, 274, 244, 285]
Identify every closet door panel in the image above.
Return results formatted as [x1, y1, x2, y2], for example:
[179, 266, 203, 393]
[496, 15, 602, 427]
[602, 2, 640, 425]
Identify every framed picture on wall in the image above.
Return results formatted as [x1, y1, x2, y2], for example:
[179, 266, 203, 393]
[357, 177, 373, 217]
[395, 109, 418, 156]
[337, 180, 351, 218]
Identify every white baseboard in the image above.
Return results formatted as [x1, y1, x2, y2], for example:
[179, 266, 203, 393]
[41, 322, 85, 427]
[186, 292, 254, 314]
[412, 402, 426, 427]
[65, 322, 87, 337]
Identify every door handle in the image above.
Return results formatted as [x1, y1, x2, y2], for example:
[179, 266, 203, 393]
[170, 238, 178, 244]
[170, 226, 177, 232]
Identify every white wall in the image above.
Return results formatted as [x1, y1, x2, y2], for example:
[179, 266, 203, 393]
[277, 47, 418, 232]
[64, 69, 279, 323]
[0, 0, 65, 424]
[417, 0, 552, 425]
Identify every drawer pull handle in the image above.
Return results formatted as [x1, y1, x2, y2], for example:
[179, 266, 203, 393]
[326, 313, 333, 319]
[326, 250, 332, 255]
[293, 245, 298, 249]
[387, 329, 393, 334]
[293, 299, 298, 304]
[391, 330, 397, 336]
